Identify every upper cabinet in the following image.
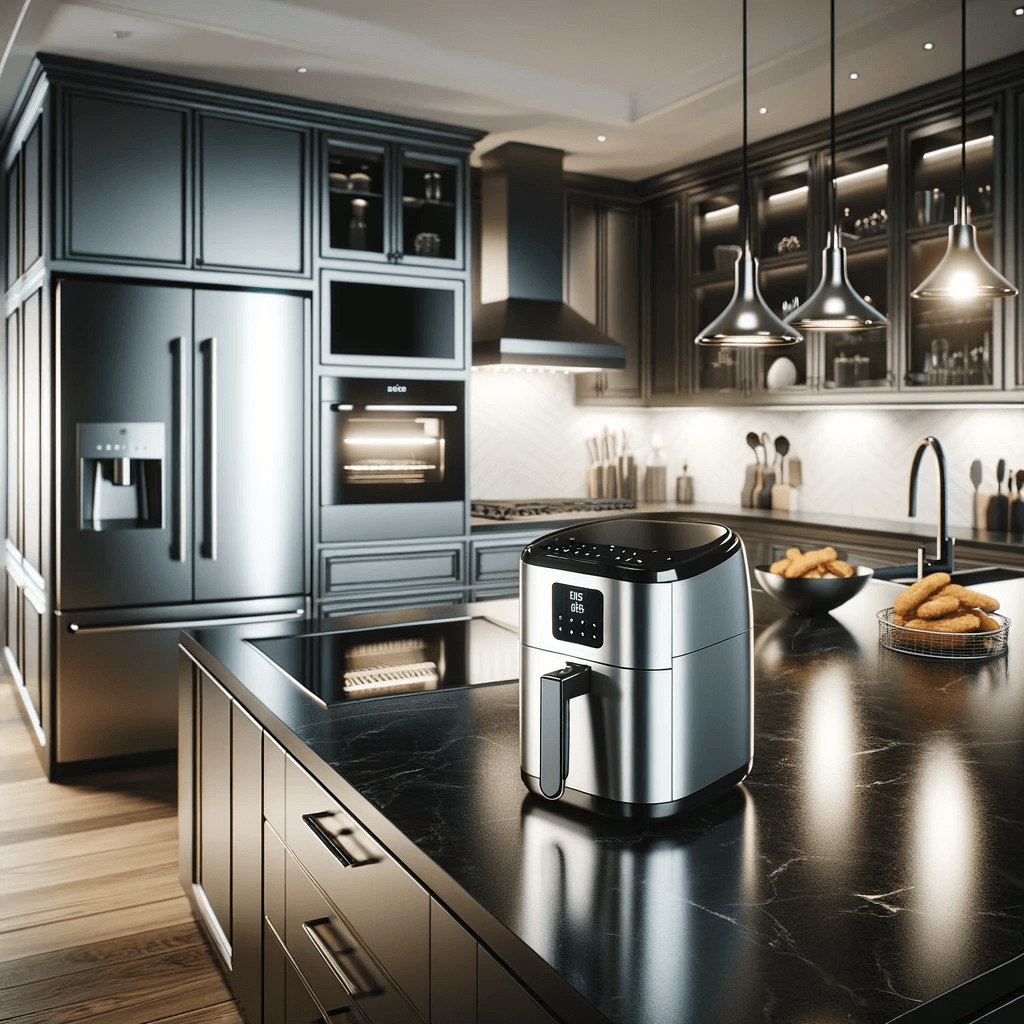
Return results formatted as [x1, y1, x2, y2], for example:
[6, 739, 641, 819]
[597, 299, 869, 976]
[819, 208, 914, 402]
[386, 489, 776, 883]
[321, 134, 466, 270]
[567, 190, 643, 405]
[640, 66, 1019, 408]
[196, 114, 307, 275]
[5, 104, 45, 289]
[65, 94, 190, 266]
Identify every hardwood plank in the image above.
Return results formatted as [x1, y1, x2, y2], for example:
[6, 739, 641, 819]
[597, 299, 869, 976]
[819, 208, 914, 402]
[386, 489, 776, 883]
[0, 921, 205, 989]
[0, 862, 184, 932]
[0, 818, 177, 872]
[0, 942, 232, 1022]
[0, 897, 194, 964]
[145, 1003, 244, 1024]
[0, 839, 179, 896]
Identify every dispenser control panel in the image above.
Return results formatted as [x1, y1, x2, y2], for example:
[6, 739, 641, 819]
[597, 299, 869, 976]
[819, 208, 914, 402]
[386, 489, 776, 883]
[552, 583, 603, 648]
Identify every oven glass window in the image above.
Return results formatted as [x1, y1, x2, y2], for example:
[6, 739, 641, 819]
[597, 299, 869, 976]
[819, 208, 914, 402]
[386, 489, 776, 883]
[342, 415, 445, 486]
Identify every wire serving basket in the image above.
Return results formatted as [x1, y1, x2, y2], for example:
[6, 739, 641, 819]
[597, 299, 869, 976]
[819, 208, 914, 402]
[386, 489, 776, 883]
[877, 608, 1010, 660]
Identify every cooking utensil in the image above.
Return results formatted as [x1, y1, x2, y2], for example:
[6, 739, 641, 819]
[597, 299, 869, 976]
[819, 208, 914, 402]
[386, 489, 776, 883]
[769, 435, 793, 510]
[586, 438, 601, 499]
[773, 435, 789, 480]
[986, 458, 1008, 531]
[756, 432, 775, 508]
[969, 459, 983, 528]
[743, 431, 761, 507]
[1011, 469, 1024, 534]
[602, 427, 619, 499]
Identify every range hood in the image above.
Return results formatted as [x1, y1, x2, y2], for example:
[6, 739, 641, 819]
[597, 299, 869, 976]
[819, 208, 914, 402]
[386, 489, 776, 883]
[473, 143, 626, 372]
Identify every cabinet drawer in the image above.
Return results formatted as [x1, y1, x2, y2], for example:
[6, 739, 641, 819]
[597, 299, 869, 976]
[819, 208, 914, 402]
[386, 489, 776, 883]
[285, 756, 429, 1016]
[286, 849, 416, 1024]
[322, 545, 464, 596]
[470, 541, 526, 586]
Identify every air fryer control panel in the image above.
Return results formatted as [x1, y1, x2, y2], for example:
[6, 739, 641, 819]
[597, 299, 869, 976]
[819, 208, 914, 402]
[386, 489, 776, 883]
[552, 582, 603, 648]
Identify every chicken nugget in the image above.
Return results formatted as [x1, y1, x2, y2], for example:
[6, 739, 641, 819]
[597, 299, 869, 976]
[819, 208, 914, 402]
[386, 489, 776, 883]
[892, 572, 951, 616]
[825, 559, 854, 578]
[915, 595, 961, 619]
[905, 612, 980, 633]
[783, 546, 838, 578]
[786, 548, 802, 560]
[975, 610, 1000, 632]
[802, 567, 825, 578]
[892, 611, 908, 626]
[770, 558, 791, 575]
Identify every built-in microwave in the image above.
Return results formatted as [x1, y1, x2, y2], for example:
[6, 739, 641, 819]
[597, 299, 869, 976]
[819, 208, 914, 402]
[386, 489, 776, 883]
[320, 377, 465, 542]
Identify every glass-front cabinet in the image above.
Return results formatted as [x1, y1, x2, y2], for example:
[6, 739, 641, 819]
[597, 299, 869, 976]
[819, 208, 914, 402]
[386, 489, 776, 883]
[904, 112, 999, 389]
[322, 136, 464, 269]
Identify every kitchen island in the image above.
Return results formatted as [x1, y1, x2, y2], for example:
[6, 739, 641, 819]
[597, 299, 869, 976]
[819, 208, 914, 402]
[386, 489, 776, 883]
[178, 577, 1024, 1024]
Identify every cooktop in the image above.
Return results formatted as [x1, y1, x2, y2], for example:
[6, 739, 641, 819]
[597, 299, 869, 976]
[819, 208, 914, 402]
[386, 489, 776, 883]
[471, 497, 636, 521]
[246, 615, 520, 706]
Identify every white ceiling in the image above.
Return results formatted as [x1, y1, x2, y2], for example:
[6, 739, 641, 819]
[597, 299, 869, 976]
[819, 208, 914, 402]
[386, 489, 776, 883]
[2, 0, 1023, 180]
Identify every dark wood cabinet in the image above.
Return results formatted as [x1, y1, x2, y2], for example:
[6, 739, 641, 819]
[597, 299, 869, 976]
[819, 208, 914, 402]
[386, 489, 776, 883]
[566, 195, 643, 405]
[66, 93, 188, 264]
[430, 900, 479, 1024]
[478, 947, 557, 1024]
[5, 157, 19, 289]
[22, 117, 42, 273]
[197, 115, 307, 274]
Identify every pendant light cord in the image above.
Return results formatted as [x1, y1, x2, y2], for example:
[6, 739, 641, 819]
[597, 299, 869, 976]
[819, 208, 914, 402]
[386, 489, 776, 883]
[830, 0, 837, 238]
[742, 0, 750, 251]
[960, 0, 967, 215]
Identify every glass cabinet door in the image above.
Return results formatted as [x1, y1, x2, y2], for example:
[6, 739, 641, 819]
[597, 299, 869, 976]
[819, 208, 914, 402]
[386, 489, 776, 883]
[324, 141, 389, 260]
[756, 164, 809, 260]
[823, 143, 892, 390]
[398, 150, 462, 265]
[906, 113, 997, 388]
[693, 186, 741, 275]
[756, 260, 810, 392]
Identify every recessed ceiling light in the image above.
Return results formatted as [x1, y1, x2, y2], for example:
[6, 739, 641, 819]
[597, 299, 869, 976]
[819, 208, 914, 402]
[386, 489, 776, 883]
[296, 66, 308, 73]
[849, 72, 859, 80]
[923, 41, 934, 50]
[759, 106, 768, 114]
[597, 135, 606, 142]
[1016, 6, 1023, 14]
[112, 30, 132, 39]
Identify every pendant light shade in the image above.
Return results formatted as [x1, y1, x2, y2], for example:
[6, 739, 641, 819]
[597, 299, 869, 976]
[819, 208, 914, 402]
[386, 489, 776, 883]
[694, 0, 800, 347]
[785, 233, 887, 330]
[697, 242, 803, 345]
[911, 0, 1017, 301]
[784, 0, 887, 333]
[911, 196, 1018, 300]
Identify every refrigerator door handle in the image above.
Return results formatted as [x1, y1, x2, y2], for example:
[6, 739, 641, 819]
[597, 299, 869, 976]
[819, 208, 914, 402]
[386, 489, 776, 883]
[174, 336, 188, 562]
[65, 608, 305, 635]
[203, 336, 218, 561]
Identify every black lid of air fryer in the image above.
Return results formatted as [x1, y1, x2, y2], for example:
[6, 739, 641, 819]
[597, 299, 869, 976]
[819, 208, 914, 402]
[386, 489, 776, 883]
[521, 515, 742, 583]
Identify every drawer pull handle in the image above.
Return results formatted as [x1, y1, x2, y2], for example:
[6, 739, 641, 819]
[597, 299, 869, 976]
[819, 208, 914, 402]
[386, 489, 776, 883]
[314, 1008, 350, 1023]
[303, 918, 379, 1000]
[302, 812, 354, 867]
[302, 812, 376, 868]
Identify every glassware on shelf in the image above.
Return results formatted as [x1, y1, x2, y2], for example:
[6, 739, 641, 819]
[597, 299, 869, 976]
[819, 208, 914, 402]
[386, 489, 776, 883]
[348, 198, 368, 250]
[423, 171, 442, 202]
[413, 232, 441, 257]
[348, 167, 372, 194]
[833, 354, 870, 387]
[329, 171, 350, 191]
[914, 188, 945, 227]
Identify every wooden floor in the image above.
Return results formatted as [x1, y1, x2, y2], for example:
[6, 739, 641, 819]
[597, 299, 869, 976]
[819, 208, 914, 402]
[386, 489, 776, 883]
[0, 677, 244, 1024]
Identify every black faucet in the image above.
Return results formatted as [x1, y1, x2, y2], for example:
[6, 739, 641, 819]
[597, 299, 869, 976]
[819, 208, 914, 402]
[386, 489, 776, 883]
[874, 436, 955, 581]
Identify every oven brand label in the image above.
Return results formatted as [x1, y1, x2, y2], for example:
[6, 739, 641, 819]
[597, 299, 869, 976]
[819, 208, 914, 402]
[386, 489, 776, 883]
[386, 384, 408, 393]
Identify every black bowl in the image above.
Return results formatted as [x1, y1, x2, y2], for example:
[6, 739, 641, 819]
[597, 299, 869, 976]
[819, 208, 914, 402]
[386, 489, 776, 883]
[754, 565, 873, 614]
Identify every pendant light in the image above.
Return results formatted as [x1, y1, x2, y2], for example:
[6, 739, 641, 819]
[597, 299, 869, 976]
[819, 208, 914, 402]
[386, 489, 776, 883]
[695, 0, 801, 346]
[784, 0, 887, 331]
[911, 0, 1017, 300]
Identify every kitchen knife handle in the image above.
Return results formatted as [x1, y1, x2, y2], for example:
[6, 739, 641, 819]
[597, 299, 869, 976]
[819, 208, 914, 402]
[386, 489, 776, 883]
[539, 663, 591, 800]
[174, 337, 188, 562]
[203, 336, 217, 560]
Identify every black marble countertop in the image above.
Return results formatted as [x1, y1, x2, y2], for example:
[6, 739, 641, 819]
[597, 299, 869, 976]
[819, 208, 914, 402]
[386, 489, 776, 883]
[182, 580, 1024, 1024]
[470, 500, 1024, 560]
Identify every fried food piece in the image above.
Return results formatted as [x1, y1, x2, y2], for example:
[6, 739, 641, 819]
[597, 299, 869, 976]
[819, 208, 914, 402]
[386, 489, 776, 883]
[976, 610, 1000, 632]
[770, 557, 791, 575]
[893, 572, 951, 616]
[905, 611, 980, 633]
[915, 595, 961, 619]
[934, 583, 1000, 611]
[803, 567, 825, 578]
[786, 548, 802, 560]
[825, 559, 854, 578]
[783, 547, 838, 579]
[892, 612, 908, 626]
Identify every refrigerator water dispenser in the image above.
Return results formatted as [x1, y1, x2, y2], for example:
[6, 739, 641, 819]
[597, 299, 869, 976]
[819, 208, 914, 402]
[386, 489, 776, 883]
[78, 422, 165, 530]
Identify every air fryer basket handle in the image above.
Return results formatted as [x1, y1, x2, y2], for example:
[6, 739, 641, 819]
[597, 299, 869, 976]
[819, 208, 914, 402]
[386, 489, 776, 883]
[539, 663, 592, 800]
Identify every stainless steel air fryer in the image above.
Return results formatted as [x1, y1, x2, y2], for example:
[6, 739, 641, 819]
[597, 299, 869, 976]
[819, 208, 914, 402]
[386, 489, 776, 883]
[520, 515, 753, 818]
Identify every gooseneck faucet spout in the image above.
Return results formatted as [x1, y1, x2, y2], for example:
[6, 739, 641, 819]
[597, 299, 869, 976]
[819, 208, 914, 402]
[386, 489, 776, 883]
[908, 436, 954, 573]
[874, 436, 955, 581]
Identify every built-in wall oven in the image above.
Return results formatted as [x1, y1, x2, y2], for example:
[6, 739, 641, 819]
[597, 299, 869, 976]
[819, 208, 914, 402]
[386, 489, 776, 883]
[320, 377, 465, 542]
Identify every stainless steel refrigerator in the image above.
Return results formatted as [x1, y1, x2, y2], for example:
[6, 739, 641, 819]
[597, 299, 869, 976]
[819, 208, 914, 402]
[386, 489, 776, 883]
[54, 279, 308, 766]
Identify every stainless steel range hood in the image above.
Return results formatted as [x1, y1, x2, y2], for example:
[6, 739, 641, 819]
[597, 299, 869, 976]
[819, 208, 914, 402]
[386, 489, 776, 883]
[473, 143, 625, 372]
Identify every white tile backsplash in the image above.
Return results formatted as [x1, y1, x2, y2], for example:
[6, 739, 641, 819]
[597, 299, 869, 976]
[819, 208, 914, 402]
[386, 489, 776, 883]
[469, 370, 1024, 528]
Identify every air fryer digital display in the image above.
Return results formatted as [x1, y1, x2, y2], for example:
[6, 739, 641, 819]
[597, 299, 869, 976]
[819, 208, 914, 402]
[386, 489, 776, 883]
[552, 583, 603, 648]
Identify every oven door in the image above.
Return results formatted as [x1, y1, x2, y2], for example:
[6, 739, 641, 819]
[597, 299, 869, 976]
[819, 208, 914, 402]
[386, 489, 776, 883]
[320, 377, 466, 542]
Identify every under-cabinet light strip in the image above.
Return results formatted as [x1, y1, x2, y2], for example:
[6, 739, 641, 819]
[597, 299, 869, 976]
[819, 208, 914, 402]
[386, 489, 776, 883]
[833, 163, 888, 185]
[768, 185, 809, 203]
[922, 135, 993, 161]
[704, 205, 740, 222]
